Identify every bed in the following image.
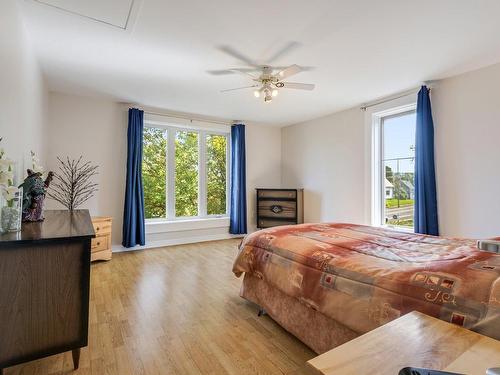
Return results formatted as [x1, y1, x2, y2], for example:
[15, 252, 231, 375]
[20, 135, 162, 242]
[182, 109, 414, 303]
[232, 223, 500, 354]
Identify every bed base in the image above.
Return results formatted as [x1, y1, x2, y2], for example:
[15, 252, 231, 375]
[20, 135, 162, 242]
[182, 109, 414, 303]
[241, 273, 359, 354]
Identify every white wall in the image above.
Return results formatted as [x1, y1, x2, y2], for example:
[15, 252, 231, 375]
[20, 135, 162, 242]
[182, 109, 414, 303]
[281, 108, 366, 225]
[282, 62, 500, 239]
[46, 92, 282, 246]
[45, 93, 127, 244]
[246, 122, 282, 232]
[0, 0, 48, 180]
[432, 63, 500, 238]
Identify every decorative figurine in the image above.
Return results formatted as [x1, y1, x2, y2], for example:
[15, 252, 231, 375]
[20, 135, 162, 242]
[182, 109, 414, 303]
[20, 169, 54, 222]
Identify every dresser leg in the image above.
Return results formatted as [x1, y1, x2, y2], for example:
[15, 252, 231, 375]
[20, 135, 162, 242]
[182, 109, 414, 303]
[72, 348, 81, 370]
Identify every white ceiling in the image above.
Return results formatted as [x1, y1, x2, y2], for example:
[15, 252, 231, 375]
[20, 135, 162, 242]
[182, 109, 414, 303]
[21, 0, 500, 126]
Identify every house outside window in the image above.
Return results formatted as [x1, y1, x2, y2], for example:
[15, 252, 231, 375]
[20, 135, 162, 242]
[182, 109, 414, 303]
[371, 103, 416, 231]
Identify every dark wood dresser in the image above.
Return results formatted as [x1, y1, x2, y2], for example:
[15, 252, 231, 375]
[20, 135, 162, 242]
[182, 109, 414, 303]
[256, 189, 304, 229]
[0, 210, 94, 374]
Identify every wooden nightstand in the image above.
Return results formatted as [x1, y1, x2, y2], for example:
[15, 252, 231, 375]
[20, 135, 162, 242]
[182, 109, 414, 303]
[91, 216, 112, 261]
[308, 311, 500, 375]
[256, 188, 304, 229]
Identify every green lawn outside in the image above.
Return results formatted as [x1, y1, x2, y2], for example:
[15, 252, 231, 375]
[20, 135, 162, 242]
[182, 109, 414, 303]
[385, 198, 414, 209]
[387, 218, 414, 228]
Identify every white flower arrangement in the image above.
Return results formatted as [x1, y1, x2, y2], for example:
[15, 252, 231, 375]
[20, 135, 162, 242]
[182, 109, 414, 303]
[0, 154, 15, 187]
[30, 150, 44, 175]
[3, 186, 19, 201]
[0, 138, 23, 233]
[0, 139, 16, 202]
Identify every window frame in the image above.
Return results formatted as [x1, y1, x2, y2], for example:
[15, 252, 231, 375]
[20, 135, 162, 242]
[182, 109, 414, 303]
[143, 121, 231, 223]
[371, 103, 416, 231]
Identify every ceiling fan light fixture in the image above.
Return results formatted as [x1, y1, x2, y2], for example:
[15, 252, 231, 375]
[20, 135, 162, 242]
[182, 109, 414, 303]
[215, 54, 315, 103]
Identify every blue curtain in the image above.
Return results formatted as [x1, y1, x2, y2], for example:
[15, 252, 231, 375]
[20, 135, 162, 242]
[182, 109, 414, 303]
[229, 124, 247, 234]
[122, 108, 146, 247]
[414, 86, 439, 235]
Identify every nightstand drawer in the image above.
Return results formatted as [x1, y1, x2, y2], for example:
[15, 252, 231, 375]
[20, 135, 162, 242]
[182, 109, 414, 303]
[91, 234, 109, 252]
[258, 218, 296, 228]
[92, 219, 111, 236]
[258, 200, 297, 219]
[257, 189, 297, 199]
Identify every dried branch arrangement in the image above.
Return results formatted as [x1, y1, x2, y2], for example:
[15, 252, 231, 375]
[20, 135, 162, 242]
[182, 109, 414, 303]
[48, 156, 99, 211]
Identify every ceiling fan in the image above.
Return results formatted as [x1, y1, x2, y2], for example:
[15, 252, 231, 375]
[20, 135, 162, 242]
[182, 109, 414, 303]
[210, 44, 315, 103]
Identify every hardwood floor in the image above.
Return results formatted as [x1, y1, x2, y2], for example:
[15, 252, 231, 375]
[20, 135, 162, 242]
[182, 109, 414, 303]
[6, 239, 316, 375]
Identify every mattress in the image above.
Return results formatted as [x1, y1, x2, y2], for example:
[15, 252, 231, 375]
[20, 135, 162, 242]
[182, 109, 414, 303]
[232, 223, 500, 339]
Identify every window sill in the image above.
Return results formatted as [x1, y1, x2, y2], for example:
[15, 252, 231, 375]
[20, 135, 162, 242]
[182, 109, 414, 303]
[146, 216, 230, 234]
[382, 224, 414, 233]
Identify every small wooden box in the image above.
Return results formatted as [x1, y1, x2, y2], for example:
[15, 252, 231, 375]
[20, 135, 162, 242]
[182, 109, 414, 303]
[256, 189, 304, 229]
[91, 216, 112, 261]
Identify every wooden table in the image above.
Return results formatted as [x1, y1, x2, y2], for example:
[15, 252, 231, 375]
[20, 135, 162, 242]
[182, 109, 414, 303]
[308, 311, 500, 375]
[0, 210, 94, 374]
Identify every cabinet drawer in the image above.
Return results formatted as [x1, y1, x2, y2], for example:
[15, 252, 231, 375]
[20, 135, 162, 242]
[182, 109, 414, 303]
[258, 218, 296, 228]
[91, 235, 110, 252]
[92, 220, 111, 236]
[91, 249, 112, 262]
[258, 200, 297, 219]
[257, 190, 297, 199]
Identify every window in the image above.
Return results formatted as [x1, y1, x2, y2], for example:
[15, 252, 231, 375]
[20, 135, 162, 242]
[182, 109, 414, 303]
[380, 110, 416, 229]
[142, 124, 229, 221]
[175, 130, 199, 217]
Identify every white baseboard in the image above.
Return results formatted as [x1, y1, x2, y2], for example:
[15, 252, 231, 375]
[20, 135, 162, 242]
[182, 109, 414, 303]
[112, 233, 244, 253]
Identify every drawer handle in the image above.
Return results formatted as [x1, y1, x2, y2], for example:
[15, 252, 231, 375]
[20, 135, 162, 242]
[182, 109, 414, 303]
[270, 205, 283, 214]
[96, 227, 100, 231]
[97, 242, 100, 246]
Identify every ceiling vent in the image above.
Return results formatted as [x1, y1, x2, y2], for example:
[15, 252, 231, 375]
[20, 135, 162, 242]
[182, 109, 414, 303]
[32, 0, 142, 30]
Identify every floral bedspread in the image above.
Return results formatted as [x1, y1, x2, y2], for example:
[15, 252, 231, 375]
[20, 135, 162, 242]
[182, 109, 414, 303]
[233, 223, 500, 339]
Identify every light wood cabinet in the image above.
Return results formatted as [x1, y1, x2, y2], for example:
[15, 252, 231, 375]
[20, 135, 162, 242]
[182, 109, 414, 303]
[91, 216, 112, 261]
[307, 311, 500, 375]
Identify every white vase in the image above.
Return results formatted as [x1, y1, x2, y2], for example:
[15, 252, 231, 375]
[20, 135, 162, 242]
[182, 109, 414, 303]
[0, 193, 5, 234]
[1, 187, 23, 232]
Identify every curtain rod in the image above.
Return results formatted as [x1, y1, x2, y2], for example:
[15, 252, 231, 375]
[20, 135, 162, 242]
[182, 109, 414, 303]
[128, 105, 234, 126]
[360, 85, 432, 111]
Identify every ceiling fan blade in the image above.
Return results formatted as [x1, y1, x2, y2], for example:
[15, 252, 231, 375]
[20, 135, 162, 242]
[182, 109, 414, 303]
[280, 82, 315, 90]
[220, 85, 259, 93]
[207, 69, 237, 75]
[273, 65, 315, 72]
[207, 68, 260, 76]
[229, 69, 258, 79]
[267, 41, 300, 63]
[218, 46, 259, 67]
[275, 64, 303, 80]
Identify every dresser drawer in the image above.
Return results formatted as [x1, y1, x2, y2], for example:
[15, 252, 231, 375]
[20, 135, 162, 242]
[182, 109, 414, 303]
[91, 234, 110, 252]
[257, 190, 297, 199]
[258, 218, 296, 228]
[258, 200, 297, 219]
[92, 219, 111, 236]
